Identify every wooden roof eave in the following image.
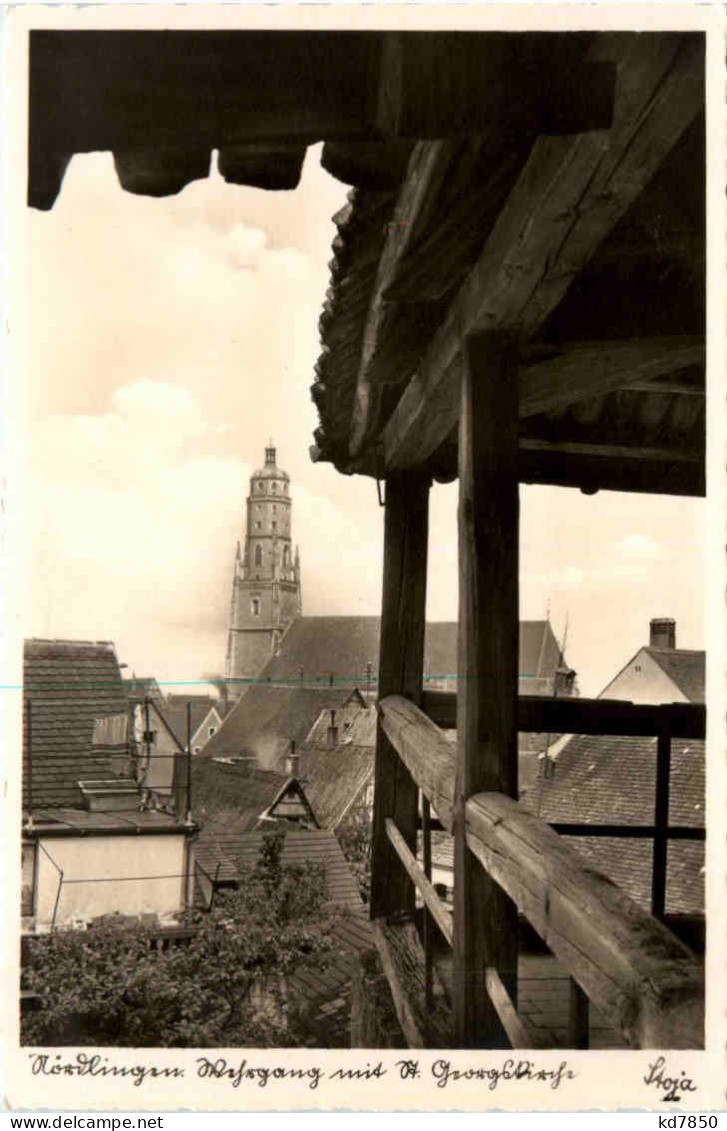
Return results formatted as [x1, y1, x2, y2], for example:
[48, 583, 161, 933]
[324, 34, 704, 496]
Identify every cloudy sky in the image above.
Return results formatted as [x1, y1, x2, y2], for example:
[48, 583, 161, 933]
[20, 145, 706, 697]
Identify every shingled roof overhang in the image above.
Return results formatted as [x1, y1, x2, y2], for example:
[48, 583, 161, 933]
[29, 31, 705, 498]
[312, 34, 705, 496]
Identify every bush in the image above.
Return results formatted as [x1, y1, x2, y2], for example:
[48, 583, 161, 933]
[22, 831, 335, 1047]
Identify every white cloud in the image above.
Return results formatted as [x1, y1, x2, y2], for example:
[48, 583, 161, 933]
[21, 147, 707, 699]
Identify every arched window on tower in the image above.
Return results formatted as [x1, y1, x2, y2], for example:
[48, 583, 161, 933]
[254, 545, 263, 567]
[283, 545, 290, 569]
[272, 482, 278, 493]
[251, 597, 261, 617]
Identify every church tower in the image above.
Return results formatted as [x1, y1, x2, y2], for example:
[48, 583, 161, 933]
[225, 445, 302, 686]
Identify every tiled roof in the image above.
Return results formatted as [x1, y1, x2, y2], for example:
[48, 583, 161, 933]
[646, 648, 705, 704]
[286, 746, 374, 830]
[191, 759, 293, 834]
[26, 807, 183, 834]
[201, 684, 356, 765]
[525, 732, 705, 915]
[304, 701, 376, 748]
[123, 676, 164, 703]
[24, 639, 128, 810]
[159, 697, 218, 746]
[195, 827, 365, 914]
[251, 616, 565, 689]
[288, 914, 375, 1046]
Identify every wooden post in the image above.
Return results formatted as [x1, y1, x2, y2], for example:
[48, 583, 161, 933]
[652, 721, 672, 918]
[422, 794, 434, 1008]
[454, 331, 520, 1048]
[568, 978, 590, 1049]
[370, 472, 430, 921]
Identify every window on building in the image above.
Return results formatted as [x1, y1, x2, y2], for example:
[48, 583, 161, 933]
[283, 545, 290, 568]
[22, 842, 36, 916]
[254, 545, 263, 567]
[272, 483, 277, 492]
[255, 521, 261, 529]
[208, 726, 217, 737]
[272, 521, 277, 530]
[251, 597, 261, 617]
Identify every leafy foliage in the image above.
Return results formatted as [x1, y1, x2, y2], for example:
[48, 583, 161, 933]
[337, 804, 371, 904]
[22, 831, 335, 1047]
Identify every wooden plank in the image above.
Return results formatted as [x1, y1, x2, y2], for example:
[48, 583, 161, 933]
[485, 967, 537, 1049]
[370, 473, 430, 920]
[381, 34, 703, 471]
[466, 792, 704, 1049]
[454, 332, 520, 1048]
[421, 690, 706, 740]
[519, 337, 704, 419]
[385, 817, 454, 945]
[373, 915, 453, 1049]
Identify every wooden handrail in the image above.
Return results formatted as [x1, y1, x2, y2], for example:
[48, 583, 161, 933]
[379, 695, 456, 833]
[421, 689, 706, 739]
[385, 818, 454, 945]
[379, 694, 704, 1049]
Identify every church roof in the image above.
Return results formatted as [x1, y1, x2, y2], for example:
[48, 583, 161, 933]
[23, 639, 128, 810]
[251, 463, 290, 481]
[254, 615, 565, 689]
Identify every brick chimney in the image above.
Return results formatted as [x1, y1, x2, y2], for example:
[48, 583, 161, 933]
[650, 618, 676, 649]
[285, 740, 300, 777]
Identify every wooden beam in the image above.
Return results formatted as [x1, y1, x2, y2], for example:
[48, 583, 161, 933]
[520, 438, 702, 464]
[349, 141, 457, 457]
[518, 445, 705, 498]
[569, 978, 590, 1049]
[379, 696, 457, 832]
[113, 148, 210, 198]
[466, 792, 704, 1049]
[485, 967, 537, 1049]
[519, 337, 704, 419]
[370, 473, 430, 920]
[421, 690, 705, 740]
[454, 332, 520, 1048]
[385, 817, 454, 945]
[218, 143, 307, 191]
[374, 34, 615, 140]
[381, 34, 703, 471]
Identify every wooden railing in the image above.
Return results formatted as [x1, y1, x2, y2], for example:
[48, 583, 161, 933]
[377, 693, 704, 1050]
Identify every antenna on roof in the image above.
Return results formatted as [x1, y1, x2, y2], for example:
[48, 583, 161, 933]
[558, 611, 570, 673]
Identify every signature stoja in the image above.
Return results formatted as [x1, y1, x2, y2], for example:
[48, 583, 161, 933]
[644, 1056, 699, 1103]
